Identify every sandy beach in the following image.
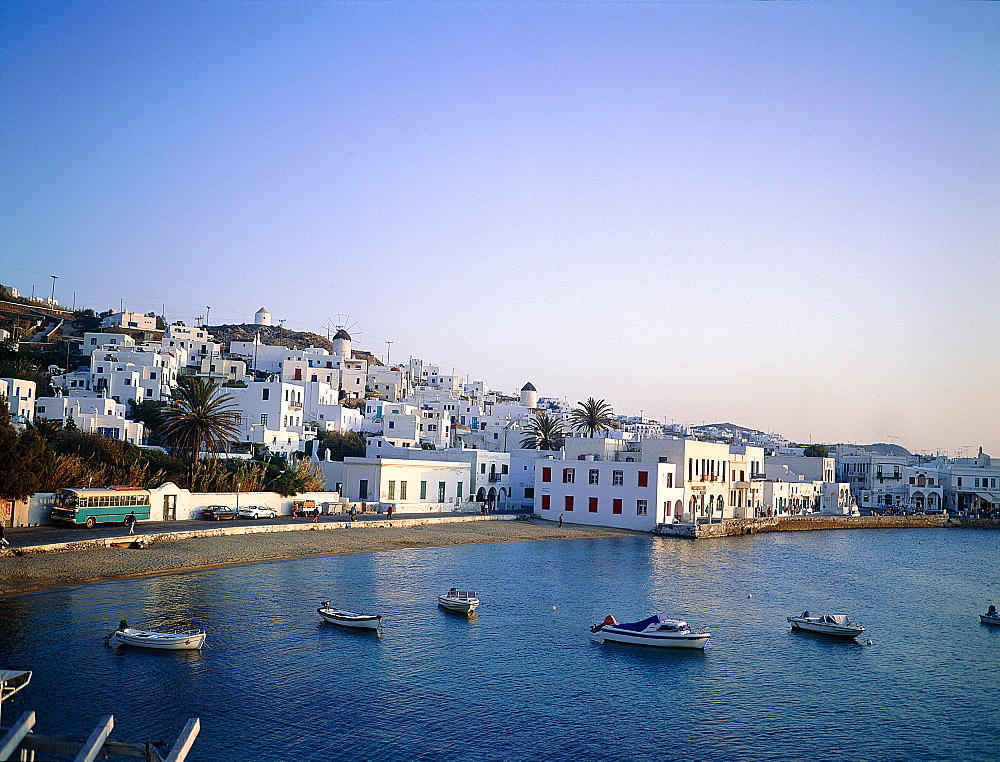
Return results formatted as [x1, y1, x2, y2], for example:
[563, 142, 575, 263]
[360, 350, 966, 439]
[0, 519, 643, 597]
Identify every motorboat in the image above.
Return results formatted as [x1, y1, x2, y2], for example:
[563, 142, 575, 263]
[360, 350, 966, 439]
[589, 613, 711, 649]
[107, 622, 206, 650]
[438, 589, 479, 613]
[787, 612, 866, 639]
[980, 606, 1000, 626]
[317, 602, 383, 630]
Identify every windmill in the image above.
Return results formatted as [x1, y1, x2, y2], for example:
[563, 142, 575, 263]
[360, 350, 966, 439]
[323, 315, 361, 344]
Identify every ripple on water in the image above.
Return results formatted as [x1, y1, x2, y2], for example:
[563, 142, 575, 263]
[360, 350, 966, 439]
[1, 528, 998, 762]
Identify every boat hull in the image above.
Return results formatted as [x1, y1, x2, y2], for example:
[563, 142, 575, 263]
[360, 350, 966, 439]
[318, 609, 382, 630]
[788, 619, 865, 639]
[438, 597, 479, 613]
[109, 629, 206, 650]
[597, 627, 710, 650]
[980, 614, 1000, 626]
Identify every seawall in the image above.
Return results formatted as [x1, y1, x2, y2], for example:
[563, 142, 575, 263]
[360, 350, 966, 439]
[656, 514, 955, 539]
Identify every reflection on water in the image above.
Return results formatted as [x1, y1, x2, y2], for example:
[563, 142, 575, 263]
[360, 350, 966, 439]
[1, 529, 998, 761]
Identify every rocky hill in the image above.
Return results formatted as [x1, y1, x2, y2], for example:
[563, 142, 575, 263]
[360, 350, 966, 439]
[205, 323, 382, 365]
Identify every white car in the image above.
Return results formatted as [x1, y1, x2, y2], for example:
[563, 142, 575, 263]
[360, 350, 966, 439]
[238, 506, 277, 520]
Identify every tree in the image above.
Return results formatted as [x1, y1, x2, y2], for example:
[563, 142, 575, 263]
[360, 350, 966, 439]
[159, 377, 242, 462]
[316, 430, 366, 461]
[0, 426, 50, 500]
[569, 398, 619, 438]
[26, 416, 62, 441]
[127, 399, 168, 445]
[803, 444, 830, 458]
[520, 412, 565, 450]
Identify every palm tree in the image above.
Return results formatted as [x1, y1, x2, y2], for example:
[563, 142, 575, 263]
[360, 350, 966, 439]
[520, 412, 565, 451]
[569, 397, 619, 438]
[159, 377, 242, 464]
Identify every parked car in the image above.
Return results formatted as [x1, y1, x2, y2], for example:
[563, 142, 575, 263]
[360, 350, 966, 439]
[238, 505, 277, 520]
[201, 505, 238, 521]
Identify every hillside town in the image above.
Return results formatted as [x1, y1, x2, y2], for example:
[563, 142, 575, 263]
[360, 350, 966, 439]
[2, 285, 998, 531]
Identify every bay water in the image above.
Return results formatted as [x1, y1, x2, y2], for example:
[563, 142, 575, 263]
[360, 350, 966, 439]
[1, 528, 998, 761]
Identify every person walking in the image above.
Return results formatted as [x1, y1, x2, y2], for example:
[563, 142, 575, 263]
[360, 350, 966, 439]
[311, 507, 319, 523]
[558, 513, 563, 527]
[125, 511, 137, 535]
[387, 504, 394, 520]
[0, 524, 9, 549]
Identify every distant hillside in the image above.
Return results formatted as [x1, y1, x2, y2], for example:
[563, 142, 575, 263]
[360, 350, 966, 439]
[205, 323, 382, 365]
[836, 442, 912, 457]
[693, 422, 767, 436]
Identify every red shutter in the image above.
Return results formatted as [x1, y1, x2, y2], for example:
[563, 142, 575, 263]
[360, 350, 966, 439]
[589, 497, 598, 513]
[565, 495, 574, 511]
[638, 471, 649, 487]
[541, 495, 550, 511]
[613, 499, 622, 515]
[542, 467, 551, 483]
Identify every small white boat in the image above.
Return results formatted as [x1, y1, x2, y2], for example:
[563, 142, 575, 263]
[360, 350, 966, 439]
[317, 602, 383, 630]
[980, 606, 1000, 626]
[107, 623, 206, 651]
[438, 589, 479, 613]
[590, 613, 711, 649]
[787, 612, 866, 639]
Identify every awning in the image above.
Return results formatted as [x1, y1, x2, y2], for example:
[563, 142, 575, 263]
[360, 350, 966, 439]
[974, 492, 1000, 503]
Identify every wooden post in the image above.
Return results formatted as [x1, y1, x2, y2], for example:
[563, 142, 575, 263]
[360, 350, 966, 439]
[74, 713, 113, 762]
[0, 709, 35, 760]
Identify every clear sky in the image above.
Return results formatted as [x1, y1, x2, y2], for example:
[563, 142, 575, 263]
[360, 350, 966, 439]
[2, 1, 997, 457]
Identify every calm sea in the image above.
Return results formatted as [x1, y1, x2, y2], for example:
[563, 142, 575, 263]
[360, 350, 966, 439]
[1, 528, 998, 761]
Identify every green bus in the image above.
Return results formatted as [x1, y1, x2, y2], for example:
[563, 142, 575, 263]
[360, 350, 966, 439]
[51, 488, 152, 528]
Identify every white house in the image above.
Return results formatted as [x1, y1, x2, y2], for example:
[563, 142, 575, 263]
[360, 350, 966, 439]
[34, 394, 144, 444]
[0, 378, 36, 426]
[313, 456, 471, 513]
[535, 455, 683, 531]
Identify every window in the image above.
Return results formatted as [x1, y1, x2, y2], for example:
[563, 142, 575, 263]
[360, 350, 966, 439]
[388, 481, 396, 500]
[613, 470, 623, 486]
[262, 388, 269, 400]
[388, 421, 395, 429]
[525, 487, 534, 498]
[438, 482, 446, 502]
[541, 494, 550, 510]
[420, 481, 427, 499]
[502, 464, 508, 475]
[563, 468, 575, 484]
[589, 497, 598, 513]
[542, 467, 552, 483]
[481, 463, 487, 474]
[638, 471, 649, 487]
[589, 469, 600, 485]
[359, 479, 369, 501]
[666, 473, 673, 488]
[564, 495, 574, 512]
[260, 414, 268, 426]
[637, 500, 648, 515]
[456, 482, 462, 498]
[613, 499, 622, 515]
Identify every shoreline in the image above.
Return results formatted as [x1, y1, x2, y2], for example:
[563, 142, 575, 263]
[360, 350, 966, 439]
[0, 519, 644, 599]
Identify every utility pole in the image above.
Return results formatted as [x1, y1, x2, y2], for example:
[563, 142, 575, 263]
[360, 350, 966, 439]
[386, 340, 393, 366]
[206, 306, 212, 326]
[49, 275, 58, 304]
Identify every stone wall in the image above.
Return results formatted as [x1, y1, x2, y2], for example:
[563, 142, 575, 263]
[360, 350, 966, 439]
[656, 514, 950, 539]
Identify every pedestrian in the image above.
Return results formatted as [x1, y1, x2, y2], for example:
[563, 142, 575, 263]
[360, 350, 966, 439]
[0, 524, 9, 549]
[311, 507, 319, 523]
[125, 511, 137, 535]
[349, 509, 356, 522]
[387, 504, 394, 519]
[558, 513, 563, 527]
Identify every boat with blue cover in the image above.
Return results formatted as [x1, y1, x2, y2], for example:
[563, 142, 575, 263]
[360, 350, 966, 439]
[590, 613, 711, 649]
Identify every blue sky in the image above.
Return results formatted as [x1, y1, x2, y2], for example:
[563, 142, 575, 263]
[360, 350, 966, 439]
[2, 1, 997, 456]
